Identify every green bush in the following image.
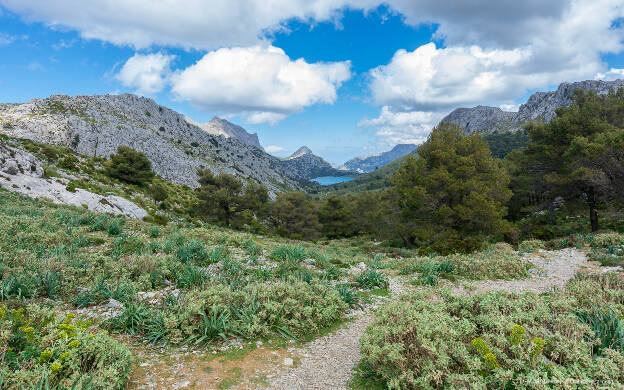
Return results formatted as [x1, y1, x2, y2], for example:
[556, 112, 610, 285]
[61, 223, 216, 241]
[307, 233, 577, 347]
[270, 245, 307, 262]
[175, 240, 208, 264]
[104, 146, 154, 186]
[0, 305, 132, 389]
[518, 239, 545, 253]
[106, 218, 124, 236]
[592, 233, 624, 248]
[356, 269, 388, 289]
[360, 286, 624, 389]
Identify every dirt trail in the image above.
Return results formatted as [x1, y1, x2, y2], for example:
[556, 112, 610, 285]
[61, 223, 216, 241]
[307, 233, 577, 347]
[262, 277, 404, 390]
[452, 248, 591, 296]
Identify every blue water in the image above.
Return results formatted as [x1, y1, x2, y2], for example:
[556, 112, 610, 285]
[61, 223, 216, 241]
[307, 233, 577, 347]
[312, 176, 354, 185]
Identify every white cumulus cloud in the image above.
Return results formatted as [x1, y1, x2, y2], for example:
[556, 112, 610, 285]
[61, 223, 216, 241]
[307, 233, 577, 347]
[264, 145, 286, 153]
[115, 53, 175, 96]
[170, 45, 351, 124]
[363, 0, 624, 145]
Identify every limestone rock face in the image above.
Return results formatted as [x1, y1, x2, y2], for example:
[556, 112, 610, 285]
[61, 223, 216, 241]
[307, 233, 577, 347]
[0, 94, 299, 194]
[280, 146, 355, 180]
[187, 116, 263, 150]
[0, 142, 147, 218]
[442, 106, 516, 134]
[441, 79, 624, 134]
[344, 144, 417, 173]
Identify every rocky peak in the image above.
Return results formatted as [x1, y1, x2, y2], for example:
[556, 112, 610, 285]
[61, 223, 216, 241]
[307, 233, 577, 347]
[289, 146, 313, 159]
[441, 79, 624, 134]
[186, 116, 262, 150]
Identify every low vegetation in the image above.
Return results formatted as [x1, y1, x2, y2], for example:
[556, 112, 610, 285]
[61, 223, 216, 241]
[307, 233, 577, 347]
[358, 272, 624, 389]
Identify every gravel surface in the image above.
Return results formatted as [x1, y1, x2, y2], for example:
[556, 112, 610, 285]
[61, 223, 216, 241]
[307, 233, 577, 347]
[265, 277, 403, 390]
[452, 248, 590, 295]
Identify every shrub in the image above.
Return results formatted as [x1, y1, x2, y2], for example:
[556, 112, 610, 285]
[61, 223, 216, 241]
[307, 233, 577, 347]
[176, 240, 208, 264]
[356, 269, 389, 289]
[148, 226, 160, 238]
[175, 265, 209, 288]
[150, 182, 168, 202]
[518, 239, 545, 253]
[270, 245, 307, 262]
[0, 305, 133, 389]
[58, 154, 79, 171]
[106, 218, 124, 236]
[104, 146, 154, 186]
[359, 285, 624, 389]
[592, 233, 624, 248]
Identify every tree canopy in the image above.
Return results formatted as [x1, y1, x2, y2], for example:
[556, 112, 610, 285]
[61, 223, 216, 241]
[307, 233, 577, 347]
[391, 122, 512, 252]
[105, 146, 154, 186]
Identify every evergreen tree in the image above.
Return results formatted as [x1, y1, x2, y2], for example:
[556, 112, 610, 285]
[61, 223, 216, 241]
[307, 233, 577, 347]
[318, 195, 356, 238]
[269, 192, 321, 240]
[195, 170, 243, 226]
[391, 122, 512, 252]
[520, 88, 624, 231]
[105, 146, 154, 185]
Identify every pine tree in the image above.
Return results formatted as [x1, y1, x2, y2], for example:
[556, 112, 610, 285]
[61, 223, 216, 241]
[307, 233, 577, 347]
[105, 146, 154, 185]
[391, 122, 512, 252]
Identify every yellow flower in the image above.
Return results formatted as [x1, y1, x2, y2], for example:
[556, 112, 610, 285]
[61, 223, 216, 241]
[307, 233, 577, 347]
[50, 361, 62, 373]
[60, 352, 70, 360]
[40, 349, 53, 363]
[510, 324, 525, 346]
[68, 339, 80, 349]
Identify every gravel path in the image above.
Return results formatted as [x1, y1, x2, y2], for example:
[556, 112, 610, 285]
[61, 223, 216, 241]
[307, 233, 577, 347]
[452, 248, 590, 296]
[265, 249, 591, 389]
[265, 277, 404, 390]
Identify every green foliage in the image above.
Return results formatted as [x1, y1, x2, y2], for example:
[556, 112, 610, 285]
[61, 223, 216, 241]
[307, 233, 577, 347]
[391, 122, 512, 248]
[0, 306, 132, 389]
[269, 192, 321, 240]
[150, 182, 168, 202]
[400, 243, 529, 282]
[518, 239, 545, 253]
[270, 245, 307, 262]
[106, 218, 124, 236]
[175, 239, 208, 264]
[482, 130, 530, 159]
[576, 307, 624, 355]
[359, 280, 624, 389]
[355, 269, 388, 289]
[336, 284, 361, 309]
[195, 170, 268, 228]
[511, 88, 624, 232]
[104, 146, 154, 186]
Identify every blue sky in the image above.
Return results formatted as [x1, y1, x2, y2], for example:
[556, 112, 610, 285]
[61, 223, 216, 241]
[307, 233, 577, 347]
[1, 1, 623, 164]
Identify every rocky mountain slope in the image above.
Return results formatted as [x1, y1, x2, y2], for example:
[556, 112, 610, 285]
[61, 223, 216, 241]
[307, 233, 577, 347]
[442, 79, 624, 134]
[186, 116, 262, 150]
[0, 141, 147, 218]
[0, 94, 300, 193]
[280, 146, 356, 180]
[344, 144, 417, 173]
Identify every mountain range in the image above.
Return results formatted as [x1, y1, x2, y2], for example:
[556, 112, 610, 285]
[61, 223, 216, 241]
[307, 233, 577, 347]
[442, 79, 624, 134]
[344, 144, 417, 173]
[0, 94, 303, 194]
[281, 146, 356, 179]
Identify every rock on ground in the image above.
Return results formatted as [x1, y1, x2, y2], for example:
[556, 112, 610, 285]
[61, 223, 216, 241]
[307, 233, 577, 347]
[0, 142, 147, 219]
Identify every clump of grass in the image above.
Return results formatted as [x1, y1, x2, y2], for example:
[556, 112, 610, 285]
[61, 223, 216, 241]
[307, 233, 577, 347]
[107, 217, 125, 236]
[356, 269, 388, 289]
[148, 226, 160, 238]
[270, 245, 307, 262]
[176, 239, 208, 263]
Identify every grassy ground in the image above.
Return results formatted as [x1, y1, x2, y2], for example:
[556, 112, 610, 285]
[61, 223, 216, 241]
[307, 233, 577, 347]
[0, 188, 416, 389]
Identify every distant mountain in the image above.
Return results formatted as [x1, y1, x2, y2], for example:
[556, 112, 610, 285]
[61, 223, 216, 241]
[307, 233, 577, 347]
[280, 146, 356, 180]
[442, 79, 624, 134]
[186, 116, 262, 149]
[345, 144, 417, 172]
[0, 94, 300, 194]
[288, 146, 313, 159]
